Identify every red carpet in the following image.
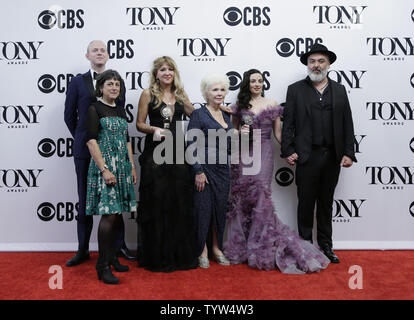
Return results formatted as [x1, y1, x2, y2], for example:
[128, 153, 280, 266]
[0, 251, 413, 300]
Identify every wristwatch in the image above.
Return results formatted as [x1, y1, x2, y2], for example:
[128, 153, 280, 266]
[100, 164, 109, 173]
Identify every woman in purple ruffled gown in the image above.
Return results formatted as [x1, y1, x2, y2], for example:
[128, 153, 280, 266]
[223, 69, 330, 273]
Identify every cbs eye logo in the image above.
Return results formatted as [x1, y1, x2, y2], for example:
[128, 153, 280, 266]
[411, 9, 414, 22]
[37, 202, 77, 222]
[275, 38, 295, 57]
[38, 138, 73, 158]
[37, 9, 84, 30]
[38, 10, 56, 29]
[37, 202, 55, 221]
[38, 74, 56, 93]
[38, 138, 56, 157]
[410, 201, 414, 218]
[275, 167, 294, 186]
[276, 38, 323, 58]
[38, 73, 77, 94]
[410, 73, 414, 88]
[226, 71, 242, 90]
[410, 137, 414, 153]
[223, 7, 242, 26]
[223, 7, 270, 26]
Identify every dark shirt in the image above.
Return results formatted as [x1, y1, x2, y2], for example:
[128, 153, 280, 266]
[306, 78, 334, 147]
[86, 100, 130, 142]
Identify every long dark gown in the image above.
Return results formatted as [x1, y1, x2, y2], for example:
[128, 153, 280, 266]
[137, 98, 197, 272]
[186, 106, 233, 256]
[223, 105, 330, 273]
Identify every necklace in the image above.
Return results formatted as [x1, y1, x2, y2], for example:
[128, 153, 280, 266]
[314, 80, 328, 93]
[313, 81, 328, 102]
[162, 90, 175, 105]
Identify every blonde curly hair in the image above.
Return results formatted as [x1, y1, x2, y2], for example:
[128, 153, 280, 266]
[149, 56, 188, 109]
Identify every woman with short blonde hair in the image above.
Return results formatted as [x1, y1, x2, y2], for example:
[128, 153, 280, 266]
[187, 73, 233, 269]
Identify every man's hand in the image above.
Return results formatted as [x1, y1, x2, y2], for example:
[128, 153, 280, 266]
[340, 155, 353, 168]
[284, 153, 298, 166]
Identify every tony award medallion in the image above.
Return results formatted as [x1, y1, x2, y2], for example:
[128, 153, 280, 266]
[161, 106, 173, 129]
[242, 114, 254, 141]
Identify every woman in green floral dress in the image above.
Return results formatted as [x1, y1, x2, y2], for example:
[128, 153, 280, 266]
[85, 70, 136, 284]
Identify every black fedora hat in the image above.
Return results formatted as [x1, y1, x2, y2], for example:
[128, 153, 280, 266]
[300, 43, 337, 65]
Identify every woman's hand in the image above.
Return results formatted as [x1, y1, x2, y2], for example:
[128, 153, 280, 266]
[103, 170, 117, 186]
[195, 173, 209, 192]
[240, 124, 250, 135]
[153, 127, 166, 141]
[220, 105, 233, 114]
[131, 167, 137, 184]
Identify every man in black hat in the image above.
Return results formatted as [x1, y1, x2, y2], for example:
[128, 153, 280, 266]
[281, 43, 356, 263]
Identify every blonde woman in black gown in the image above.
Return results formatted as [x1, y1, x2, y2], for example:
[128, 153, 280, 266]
[136, 56, 198, 272]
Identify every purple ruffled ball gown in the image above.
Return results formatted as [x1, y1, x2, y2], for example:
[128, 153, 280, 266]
[223, 105, 330, 273]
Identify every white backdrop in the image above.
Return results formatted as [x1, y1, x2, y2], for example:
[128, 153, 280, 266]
[1, 0, 413, 251]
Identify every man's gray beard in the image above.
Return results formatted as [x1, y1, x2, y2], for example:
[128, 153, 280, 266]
[308, 68, 328, 82]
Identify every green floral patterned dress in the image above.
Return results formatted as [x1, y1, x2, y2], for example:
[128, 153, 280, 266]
[85, 101, 136, 215]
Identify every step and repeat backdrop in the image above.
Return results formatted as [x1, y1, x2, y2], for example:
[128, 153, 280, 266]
[0, 0, 413, 251]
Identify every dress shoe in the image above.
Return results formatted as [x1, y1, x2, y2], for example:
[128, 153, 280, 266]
[198, 256, 210, 269]
[65, 251, 90, 267]
[110, 257, 129, 272]
[117, 247, 136, 261]
[96, 262, 119, 285]
[321, 245, 340, 263]
[213, 254, 230, 266]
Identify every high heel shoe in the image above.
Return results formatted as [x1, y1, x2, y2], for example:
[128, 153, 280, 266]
[214, 254, 230, 266]
[110, 257, 129, 272]
[96, 262, 119, 284]
[198, 256, 210, 269]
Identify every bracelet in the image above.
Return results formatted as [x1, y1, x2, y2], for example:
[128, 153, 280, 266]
[100, 164, 108, 173]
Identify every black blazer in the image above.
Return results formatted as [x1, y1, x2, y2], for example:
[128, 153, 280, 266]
[281, 77, 357, 164]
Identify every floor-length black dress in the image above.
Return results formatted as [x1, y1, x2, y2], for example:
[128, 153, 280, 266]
[137, 98, 197, 272]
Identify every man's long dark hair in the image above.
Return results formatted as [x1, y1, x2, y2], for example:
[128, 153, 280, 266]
[237, 69, 264, 111]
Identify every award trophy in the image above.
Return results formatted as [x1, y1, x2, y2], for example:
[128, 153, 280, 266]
[161, 106, 173, 129]
[241, 114, 253, 141]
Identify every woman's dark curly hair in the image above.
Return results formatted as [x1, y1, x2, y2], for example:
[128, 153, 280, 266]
[236, 69, 264, 111]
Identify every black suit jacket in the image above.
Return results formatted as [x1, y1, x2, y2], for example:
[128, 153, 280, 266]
[281, 77, 357, 164]
[64, 70, 126, 159]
